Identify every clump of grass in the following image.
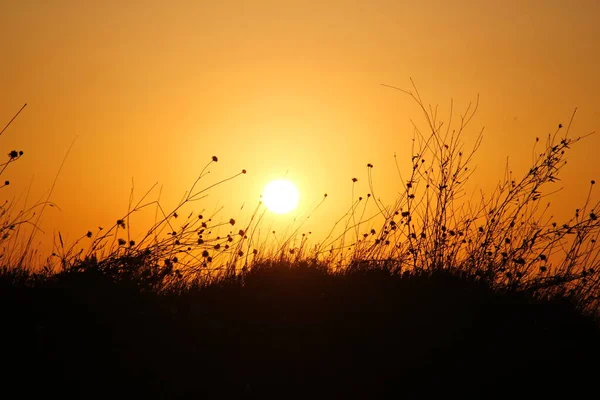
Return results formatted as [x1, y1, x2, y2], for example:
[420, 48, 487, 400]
[0, 103, 51, 270]
[319, 80, 600, 314]
[45, 155, 257, 289]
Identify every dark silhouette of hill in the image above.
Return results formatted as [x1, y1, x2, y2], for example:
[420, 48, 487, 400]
[2, 260, 599, 399]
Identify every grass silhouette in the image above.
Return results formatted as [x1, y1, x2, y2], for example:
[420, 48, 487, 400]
[1, 84, 600, 398]
[3, 258, 599, 398]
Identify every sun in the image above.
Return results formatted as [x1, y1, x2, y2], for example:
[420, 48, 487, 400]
[262, 179, 299, 214]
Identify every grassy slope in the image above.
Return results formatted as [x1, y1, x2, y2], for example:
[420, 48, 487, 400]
[2, 260, 599, 399]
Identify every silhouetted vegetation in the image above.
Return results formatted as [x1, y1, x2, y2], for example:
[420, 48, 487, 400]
[2, 85, 600, 398]
[2, 259, 599, 398]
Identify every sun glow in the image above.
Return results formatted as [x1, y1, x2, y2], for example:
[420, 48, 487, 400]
[262, 179, 300, 214]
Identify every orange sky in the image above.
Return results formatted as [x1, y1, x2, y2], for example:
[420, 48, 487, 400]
[1, 0, 599, 261]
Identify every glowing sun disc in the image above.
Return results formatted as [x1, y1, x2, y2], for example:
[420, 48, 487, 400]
[262, 179, 299, 214]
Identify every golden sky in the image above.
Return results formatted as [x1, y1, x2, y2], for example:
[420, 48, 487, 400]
[1, 0, 599, 259]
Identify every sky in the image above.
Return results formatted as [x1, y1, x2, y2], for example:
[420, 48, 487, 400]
[1, 0, 599, 261]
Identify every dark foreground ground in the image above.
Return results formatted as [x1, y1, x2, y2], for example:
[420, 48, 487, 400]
[2, 261, 599, 399]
